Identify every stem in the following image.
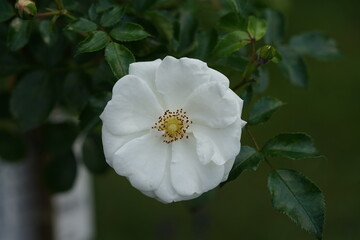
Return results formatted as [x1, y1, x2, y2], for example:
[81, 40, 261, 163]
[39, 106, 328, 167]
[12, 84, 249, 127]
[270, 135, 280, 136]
[231, 78, 255, 91]
[231, 34, 259, 92]
[36, 11, 61, 17]
[54, 0, 64, 10]
[63, 12, 77, 20]
[245, 126, 275, 170]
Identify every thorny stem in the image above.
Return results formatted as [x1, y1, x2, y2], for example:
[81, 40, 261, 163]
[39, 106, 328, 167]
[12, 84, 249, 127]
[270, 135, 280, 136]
[245, 126, 275, 171]
[231, 33, 259, 92]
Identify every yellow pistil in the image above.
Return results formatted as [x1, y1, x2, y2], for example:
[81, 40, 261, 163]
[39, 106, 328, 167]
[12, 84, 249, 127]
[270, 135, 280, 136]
[152, 109, 192, 144]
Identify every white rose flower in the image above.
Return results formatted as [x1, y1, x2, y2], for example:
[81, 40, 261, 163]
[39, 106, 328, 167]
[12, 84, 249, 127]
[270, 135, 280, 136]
[100, 56, 246, 203]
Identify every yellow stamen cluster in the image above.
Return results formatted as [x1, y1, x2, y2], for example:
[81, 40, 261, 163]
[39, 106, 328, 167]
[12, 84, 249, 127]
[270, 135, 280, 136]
[152, 109, 192, 144]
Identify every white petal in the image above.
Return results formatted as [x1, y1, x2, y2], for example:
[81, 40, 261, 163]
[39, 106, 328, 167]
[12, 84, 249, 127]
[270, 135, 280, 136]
[129, 59, 162, 93]
[153, 166, 181, 203]
[192, 118, 242, 165]
[101, 126, 147, 167]
[230, 90, 245, 123]
[154, 162, 202, 203]
[184, 82, 239, 128]
[155, 56, 210, 109]
[100, 75, 163, 135]
[222, 156, 237, 182]
[112, 133, 169, 192]
[170, 136, 224, 196]
[209, 68, 230, 88]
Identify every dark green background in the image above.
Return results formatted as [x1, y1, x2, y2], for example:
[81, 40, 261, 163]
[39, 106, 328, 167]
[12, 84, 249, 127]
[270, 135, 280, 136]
[94, 0, 360, 239]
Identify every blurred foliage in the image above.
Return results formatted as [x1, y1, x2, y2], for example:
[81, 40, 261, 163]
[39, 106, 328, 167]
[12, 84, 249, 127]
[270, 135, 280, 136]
[0, 0, 344, 239]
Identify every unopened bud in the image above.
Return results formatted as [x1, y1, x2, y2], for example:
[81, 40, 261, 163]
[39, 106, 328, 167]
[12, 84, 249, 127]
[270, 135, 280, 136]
[15, 0, 37, 20]
[257, 45, 281, 64]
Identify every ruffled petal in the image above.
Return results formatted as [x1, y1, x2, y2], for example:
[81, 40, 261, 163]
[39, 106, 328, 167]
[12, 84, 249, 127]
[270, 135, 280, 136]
[101, 127, 147, 167]
[153, 165, 182, 203]
[222, 156, 237, 182]
[170, 136, 224, 196]
[192, 118, 242, 165]
[100, 75, 163, 135]
[112, 133, 169, 191]
[129, 59, 161, 93]
[155, 56, 210, 109]
[184, 82, 239, 128]
[209, 68, 230, 88]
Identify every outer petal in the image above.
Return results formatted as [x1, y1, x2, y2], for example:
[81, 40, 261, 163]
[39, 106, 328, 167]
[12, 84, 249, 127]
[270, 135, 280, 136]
[222, 156, 237, 182]
[155, 56, 210, 109]
[230, 90, 246, 126]
[100, 75, 163, 135]
[112, 134, 169, 192]
[153, 164, 182, 203]
[209, 68, 230, 88]
[170, 136, 224, 196]
[129, 59, 161, 94]
[184, 82, 239, 128]
[101, 127, 147, 167]
[192, 118, 242, 165]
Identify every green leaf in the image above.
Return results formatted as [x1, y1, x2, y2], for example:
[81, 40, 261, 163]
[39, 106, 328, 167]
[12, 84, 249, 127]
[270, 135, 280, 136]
[10, 71, 55, 130]
[263, 133, 321, 159]
[67, 18, 98, 32]
[0, 129, 26, 162]
[0, 93, 11, 118]
[105, 42, 135, 79]
[248, 96, 284, 125]
[239, 84, 253, 107]
[223, 146, 264, 185]
[177, 10, 198, 53]
[289, 31, 342, 60]
[44, 151, 77, 193]
[218, 12, 247, 31]
[38, 20, 57, 46]
[146, 11, 173, 42]
[79, 92, 111, 132]
[95, 0, 113, 13]
[216, 55, 248, 73]
[76, 31, 110, 54]
[62, 72, 90, 114]
[265, 8, 285, 44]
[247, 16, 267, 40]
[0, 48, 25, 78]
[268, 169, 325, 240]
[212, 31, 249, 57]
[0, 0, 15, 23]
[193, 30, 217, 61]
[278, 46, 309, 88]
[88, 3, 98, 21]
[100, 6, 125, 27]
[110, 22, 150, 42]
[82, 134, 108, 174]
[225, 0, 239, 12]
[91, 60, 116, 89]
[43, 122, 78, 156]
[132, 0, 158, 12]
[252, 66, 269, 93]
[7, 18, 32, 51]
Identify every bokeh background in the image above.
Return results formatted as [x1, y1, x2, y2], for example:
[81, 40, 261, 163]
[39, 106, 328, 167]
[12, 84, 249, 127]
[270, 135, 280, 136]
[93, 0, 360, 239]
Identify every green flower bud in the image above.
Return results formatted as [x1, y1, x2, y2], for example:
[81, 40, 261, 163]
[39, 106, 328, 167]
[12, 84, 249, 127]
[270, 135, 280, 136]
[15, 0, 37, 20]
[257, 45, 281, 64]
[258, 45, 276, 60]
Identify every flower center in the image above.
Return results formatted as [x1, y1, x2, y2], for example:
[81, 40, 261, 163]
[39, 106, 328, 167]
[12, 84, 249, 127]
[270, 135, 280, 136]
[152, 109, 192, 144]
